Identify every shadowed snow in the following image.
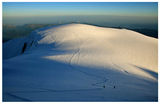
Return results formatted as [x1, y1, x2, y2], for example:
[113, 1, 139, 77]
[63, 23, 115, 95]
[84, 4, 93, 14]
[3, 24, 158, 101]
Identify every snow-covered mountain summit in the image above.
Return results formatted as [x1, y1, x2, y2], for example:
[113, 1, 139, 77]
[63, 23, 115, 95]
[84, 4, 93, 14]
[3, 24, 158, 101]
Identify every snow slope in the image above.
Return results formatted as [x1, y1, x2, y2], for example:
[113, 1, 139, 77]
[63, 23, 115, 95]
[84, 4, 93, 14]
[3, 24, 158, 101]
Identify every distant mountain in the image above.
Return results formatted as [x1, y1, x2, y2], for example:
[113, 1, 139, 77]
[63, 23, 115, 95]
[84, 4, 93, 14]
[3, 24, 54, 42]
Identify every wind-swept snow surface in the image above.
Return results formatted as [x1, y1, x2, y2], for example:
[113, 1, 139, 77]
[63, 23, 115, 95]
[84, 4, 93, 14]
[3, 24, 158, 101]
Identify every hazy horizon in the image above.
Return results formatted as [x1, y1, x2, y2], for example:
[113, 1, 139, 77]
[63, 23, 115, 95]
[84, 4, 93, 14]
[3, 2, 158, 29]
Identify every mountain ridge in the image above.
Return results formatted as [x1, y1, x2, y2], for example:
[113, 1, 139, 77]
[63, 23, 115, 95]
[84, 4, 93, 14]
[3, 23, 158, 101]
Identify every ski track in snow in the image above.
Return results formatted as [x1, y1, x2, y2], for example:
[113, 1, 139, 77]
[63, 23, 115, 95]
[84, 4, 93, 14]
[67, 35, 114, 89]
[6, 93, 32, 101]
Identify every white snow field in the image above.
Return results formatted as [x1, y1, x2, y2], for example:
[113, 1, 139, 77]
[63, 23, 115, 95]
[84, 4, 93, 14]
[3, 24, 158, 101]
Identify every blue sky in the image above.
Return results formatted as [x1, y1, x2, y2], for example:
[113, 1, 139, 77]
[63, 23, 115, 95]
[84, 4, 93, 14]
[3, 2, 158, 17]
[2, 2, 158, 28]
